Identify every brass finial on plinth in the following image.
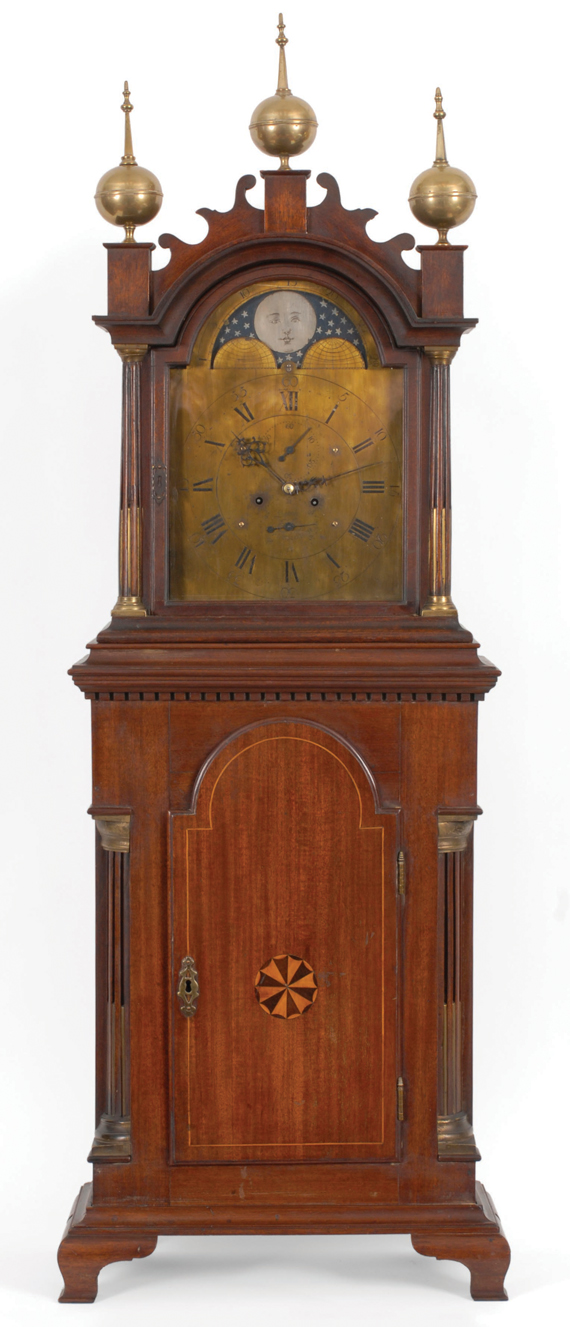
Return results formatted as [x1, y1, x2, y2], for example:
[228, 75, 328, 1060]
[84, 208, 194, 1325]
[408, 89, 477, 245]
[250, 14, 318, 170]
[95, 82, 163, 243]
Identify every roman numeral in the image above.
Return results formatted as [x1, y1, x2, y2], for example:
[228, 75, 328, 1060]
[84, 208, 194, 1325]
[201, 513, 227, 543]
[284, 561, 299, 583]
[362, 480, 385, 493]
[281, 391, 298, 411]
[353, 437, 372, 454]
[192, 477, 214, 491]
[234, 402, 254, 423]
[235, 546, 252, 569]
[326, 552, 341, 568]
[204, 438, 224, 447]
[349, 518, 374, 543]
[325, 403, 340, 425]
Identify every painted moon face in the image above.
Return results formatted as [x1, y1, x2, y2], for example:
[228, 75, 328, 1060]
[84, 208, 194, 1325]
[254, 290, 317, 354]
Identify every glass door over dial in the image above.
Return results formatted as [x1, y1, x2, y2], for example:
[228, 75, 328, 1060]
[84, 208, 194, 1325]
[169, 281, 403, 602]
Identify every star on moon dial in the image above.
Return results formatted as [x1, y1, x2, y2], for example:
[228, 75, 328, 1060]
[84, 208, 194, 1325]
[174, 369, 402, 601]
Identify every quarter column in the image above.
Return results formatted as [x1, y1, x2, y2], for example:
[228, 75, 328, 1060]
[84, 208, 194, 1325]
[437, 813, 480, 1160]
[422, 346, 458, 618]
[89, 814, 132, 1161]
[111, 344, 148, 617]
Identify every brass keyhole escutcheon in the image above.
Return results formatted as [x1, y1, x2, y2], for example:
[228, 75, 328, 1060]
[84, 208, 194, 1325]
[177, 956, 199, 1018]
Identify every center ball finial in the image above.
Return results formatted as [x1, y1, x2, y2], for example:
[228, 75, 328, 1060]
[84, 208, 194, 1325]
[249, 14, 318, 170]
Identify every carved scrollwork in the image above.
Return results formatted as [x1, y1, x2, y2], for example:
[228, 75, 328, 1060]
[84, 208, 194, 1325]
[177, 956, 200, 1018]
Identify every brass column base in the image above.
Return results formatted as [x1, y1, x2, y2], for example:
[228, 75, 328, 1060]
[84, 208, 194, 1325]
[421, 594, 458, 618]
[88, 1115, 132, 1163]
[111, 595, 147, 617]
[437, 1111, 481, 1160]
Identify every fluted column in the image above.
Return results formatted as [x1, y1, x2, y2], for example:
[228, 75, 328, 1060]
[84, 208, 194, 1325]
[111, 345, 148, 617]
[422, 347, 458, 618]
[437, 814, 479, 1160]
[89, 815, 132, 1162]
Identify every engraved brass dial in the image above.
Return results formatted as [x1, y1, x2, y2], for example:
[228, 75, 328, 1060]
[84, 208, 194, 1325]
[170, 365, 403, 601]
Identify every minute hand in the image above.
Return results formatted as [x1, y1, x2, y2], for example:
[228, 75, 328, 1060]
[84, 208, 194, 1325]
[296, 461, 382, 491]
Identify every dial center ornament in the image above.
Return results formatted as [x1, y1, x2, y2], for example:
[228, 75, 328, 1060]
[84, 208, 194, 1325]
[255, 954, 318, 1019]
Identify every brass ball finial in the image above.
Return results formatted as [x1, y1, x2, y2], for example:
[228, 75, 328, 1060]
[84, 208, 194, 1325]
[408, 89, 477, 245]
[249, 14, 318, 170]
[95, 82, 163, 243]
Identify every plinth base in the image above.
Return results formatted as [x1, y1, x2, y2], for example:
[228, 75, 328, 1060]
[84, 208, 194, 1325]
[57, 1179, 510, 1303]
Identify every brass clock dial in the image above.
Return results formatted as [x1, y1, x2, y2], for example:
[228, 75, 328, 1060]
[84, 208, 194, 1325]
[170, 367, 403, 602]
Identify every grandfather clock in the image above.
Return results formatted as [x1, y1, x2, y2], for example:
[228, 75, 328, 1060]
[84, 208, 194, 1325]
[58, 17, 511, 1303]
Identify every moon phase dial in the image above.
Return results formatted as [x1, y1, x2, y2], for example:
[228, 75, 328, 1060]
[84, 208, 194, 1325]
[171, 368, 403, 601]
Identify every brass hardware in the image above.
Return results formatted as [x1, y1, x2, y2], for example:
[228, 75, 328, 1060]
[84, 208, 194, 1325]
[397, 850, 406, 896]
[95, 815, 131, 853]
[421, 593, 458, 618]
[437, 1111, 481, 1161]
[177, 956, 200, 1018]
[397, 1076, 405, 1122]
[114, 344, 148, 366]
[88, 1114, 132, 1163]
[424, 346, 458, 367]
[250, 14, 318, 170]
[408, 88, 477, 246]
[111, 594, 147, 618]
[95, 82, 163, 243]
[437, 814, 476, 853]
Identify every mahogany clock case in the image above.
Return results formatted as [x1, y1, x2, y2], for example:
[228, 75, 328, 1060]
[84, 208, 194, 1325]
[56, 169, 511, 1304]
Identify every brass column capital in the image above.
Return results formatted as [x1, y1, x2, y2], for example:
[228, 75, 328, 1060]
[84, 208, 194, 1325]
[94, 814, 131, 854]
[437, 813, 477, 854]
[424, 346, 458, 366]
[114, 344, 149, 364]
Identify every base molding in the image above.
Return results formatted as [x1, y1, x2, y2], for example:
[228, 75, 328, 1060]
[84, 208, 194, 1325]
[57, 1180, 510, 1303]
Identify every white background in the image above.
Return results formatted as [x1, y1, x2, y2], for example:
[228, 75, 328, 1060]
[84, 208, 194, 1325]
[1, 0, 569, 1322]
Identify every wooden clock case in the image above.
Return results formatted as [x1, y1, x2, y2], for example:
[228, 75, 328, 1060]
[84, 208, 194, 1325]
[57, 170, 511, 1302]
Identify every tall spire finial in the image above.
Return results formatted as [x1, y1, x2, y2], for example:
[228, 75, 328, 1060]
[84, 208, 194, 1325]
[433, 87, 448, 165]
[95, 81, 163, 243]
[276, 14, 290, 94]
[249, 15, 318, 170]
[121, 81, 136, 166]
[408, 88, 477, 246]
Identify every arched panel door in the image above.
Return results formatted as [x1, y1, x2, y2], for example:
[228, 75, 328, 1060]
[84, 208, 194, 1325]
[169, 720, 399, 1163]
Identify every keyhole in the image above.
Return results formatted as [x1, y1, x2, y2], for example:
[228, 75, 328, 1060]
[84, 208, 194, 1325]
[185, 980, 192, 993]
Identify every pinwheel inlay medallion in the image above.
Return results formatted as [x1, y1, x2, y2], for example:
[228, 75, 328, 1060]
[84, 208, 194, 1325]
[254, 954, 318, 1019]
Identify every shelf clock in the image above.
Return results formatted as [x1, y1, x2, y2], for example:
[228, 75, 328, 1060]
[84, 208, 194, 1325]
[58, 18, 511, 1303]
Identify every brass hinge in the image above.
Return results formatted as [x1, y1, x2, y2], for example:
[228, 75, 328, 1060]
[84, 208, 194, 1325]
[397, 850, 405, 896]
[397, 1076, 405, 1122]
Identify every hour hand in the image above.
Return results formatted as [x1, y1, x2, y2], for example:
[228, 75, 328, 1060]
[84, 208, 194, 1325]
[277, 427, 312, 462]
[235, 437, 287, 487]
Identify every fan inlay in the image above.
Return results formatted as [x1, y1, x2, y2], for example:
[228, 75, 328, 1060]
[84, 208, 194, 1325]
[254, 954, 318, 1019]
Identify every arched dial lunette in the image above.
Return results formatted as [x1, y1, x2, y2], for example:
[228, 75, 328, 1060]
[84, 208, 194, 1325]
[170, 369, 403, 602]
